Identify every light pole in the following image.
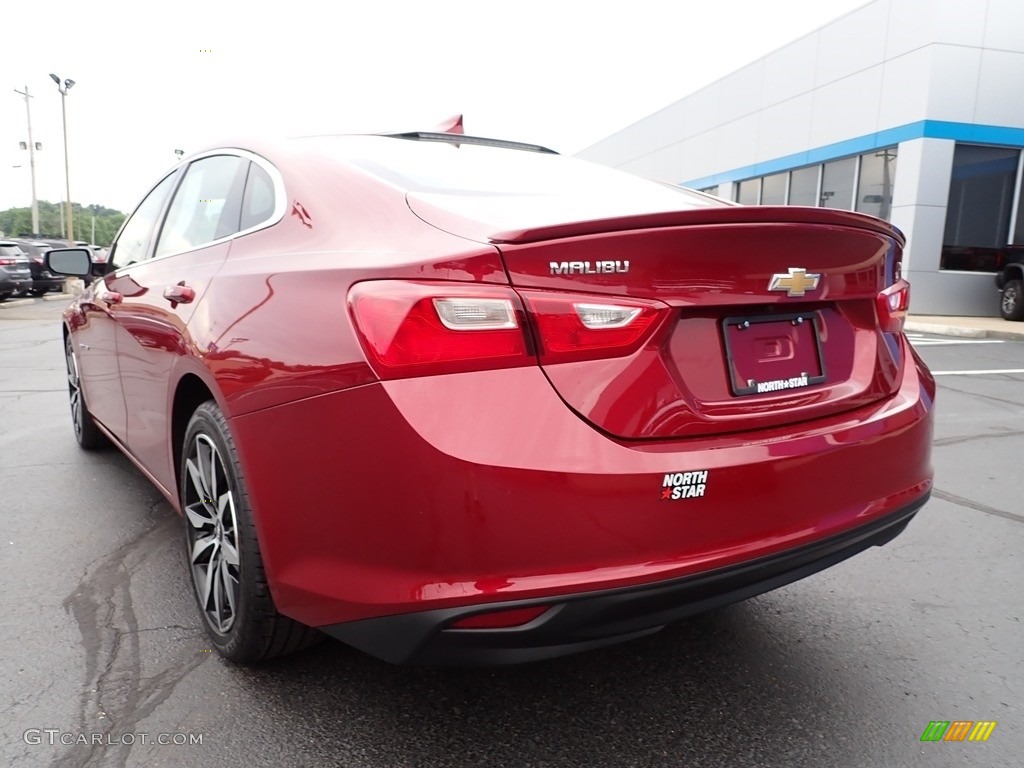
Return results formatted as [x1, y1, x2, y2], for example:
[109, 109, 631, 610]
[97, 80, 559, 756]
[14, 86, 41, 236]
[50, 73, 75, 245]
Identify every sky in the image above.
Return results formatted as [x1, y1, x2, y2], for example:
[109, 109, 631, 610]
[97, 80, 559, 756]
[1, 0, 868, 218]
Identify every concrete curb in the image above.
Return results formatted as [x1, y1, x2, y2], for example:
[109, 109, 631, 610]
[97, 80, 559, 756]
[42, 293, 74, 302]
[905, 321, 1024, 341]
[0, 298, 36, 310]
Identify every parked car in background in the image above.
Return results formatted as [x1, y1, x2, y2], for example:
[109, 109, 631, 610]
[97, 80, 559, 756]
[995, 250, 1024, 320]
[46, 129, 935, 666]
[10, 240, 66, 296]
[0, 241, 34, 299]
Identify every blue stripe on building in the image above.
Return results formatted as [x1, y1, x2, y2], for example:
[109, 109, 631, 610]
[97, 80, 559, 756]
[682, 121, 1024, 189]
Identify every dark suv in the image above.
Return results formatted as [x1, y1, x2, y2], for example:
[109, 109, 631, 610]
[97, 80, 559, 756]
[996, 251, 1024, 321]
[0, 241, 33, 299]
[11, 240, 66, 296]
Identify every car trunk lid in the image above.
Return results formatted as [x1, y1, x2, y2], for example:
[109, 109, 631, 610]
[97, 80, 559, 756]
[495, 209, 906, 439]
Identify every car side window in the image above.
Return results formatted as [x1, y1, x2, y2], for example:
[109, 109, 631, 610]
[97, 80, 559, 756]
[110, 173, 178, 270]
[239, 162, 276, 231]
[154, 155, 248, 258]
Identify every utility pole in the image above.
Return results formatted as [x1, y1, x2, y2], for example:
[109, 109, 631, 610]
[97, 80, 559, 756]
[13, 86, 40, 236]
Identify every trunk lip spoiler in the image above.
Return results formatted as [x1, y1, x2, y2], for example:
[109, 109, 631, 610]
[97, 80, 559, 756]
[487, 207, 904, 246]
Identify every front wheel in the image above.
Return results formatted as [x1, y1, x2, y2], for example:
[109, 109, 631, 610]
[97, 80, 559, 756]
[1000, 279, 1024, 321]
[180, 401, 321, 662]
[64, 334, 107, 449]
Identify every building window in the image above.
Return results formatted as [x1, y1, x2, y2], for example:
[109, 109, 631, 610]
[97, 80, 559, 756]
[941, 144, 1022, 272]
[788, 166, 819, 206]
[761, 173, 787, 205]
[820, 157, 857, 210]
[856, 148, 897, 220]
[1014, 178, 1024, 246]
[737, 178, 760, 205]
[726, 147, 898, 216]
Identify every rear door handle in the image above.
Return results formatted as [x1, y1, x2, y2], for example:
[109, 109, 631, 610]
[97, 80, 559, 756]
[163, 282, 196, 306]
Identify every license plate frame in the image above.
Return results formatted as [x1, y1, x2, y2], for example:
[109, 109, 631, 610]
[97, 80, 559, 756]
[722, 312, 827, 397]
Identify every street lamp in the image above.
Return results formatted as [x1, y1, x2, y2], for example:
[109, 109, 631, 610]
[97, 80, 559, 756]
[50, 73, 76, 245]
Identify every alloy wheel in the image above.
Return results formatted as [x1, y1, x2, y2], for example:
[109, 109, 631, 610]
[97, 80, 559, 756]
[183, 434, 241, 634]
[64, 336, 83, 439]
[1003, 283, 1020, 315]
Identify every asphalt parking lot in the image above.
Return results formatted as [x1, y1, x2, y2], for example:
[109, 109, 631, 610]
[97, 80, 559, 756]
[1, 299, 1021, 768]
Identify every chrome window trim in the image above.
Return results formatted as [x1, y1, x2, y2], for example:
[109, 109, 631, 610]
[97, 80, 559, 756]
[114, 148, 287, 272]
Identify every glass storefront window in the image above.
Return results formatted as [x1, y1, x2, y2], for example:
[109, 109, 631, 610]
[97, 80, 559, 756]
[761, 173, 787, 205]
[737, 178, 760, 205]
[941, 145, 1021, 272]
[856, 148, 897, 220]
[820, 157, 856, 210]
[788, 166, 819, 206]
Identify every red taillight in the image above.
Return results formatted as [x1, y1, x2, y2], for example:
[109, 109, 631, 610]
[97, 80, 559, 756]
[520, 290, 668, 364]
[349, 281, 670, 379]
[0, 258, 15, 266]
[449, 605, 551, 629]
[876, 278, 910, 333]
[349, 281, 531, 379]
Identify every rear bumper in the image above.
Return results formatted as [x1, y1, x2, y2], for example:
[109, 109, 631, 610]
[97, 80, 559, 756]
[0, 274, 33, 293]
[231, 335, 934, 645]
[322, 495, 925, 665]
[32, 278, 65, 292]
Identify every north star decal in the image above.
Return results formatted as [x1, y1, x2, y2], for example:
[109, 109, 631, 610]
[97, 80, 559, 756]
[660, 470, 709, 500]
[549, 260, 630, 276]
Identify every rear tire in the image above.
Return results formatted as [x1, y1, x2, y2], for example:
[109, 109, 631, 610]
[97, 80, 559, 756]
[181, 401, 322, 663]
[64, 334, 108, 449]
[1000, 278, 1024, 321]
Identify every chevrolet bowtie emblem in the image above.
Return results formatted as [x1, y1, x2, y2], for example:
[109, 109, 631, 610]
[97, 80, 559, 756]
[768, 267, 821, 297]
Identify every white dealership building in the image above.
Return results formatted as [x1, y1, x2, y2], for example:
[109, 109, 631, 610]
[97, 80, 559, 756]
[578, 0, 1024, 316]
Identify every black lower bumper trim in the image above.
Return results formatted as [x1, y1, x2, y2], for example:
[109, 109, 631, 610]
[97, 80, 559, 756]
[322, 494, 928, 666]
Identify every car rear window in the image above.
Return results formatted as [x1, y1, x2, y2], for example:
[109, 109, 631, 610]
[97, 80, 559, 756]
[297, 135, 719, 211]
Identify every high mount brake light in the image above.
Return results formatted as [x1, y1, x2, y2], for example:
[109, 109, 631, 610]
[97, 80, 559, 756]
[876, 278, 911, 333]
[348, 282, 670, 380]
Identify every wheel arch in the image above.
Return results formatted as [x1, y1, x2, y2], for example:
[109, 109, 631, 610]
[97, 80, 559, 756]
[170, 373, 219, 508]
[1003, 263, 1024, 283]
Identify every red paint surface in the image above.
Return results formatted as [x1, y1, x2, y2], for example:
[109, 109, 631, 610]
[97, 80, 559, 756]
[63, 135, 934, 630]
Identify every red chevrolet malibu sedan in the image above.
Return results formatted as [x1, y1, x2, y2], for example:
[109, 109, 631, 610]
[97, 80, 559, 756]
[46, 130, 934, 665]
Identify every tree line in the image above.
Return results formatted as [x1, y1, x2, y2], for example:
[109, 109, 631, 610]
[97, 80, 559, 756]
[0, 201, 126, 247]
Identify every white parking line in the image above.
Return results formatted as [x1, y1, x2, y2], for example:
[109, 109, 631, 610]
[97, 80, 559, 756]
[907, 334, 1005, 346]
[931, 369, 1024, 376]
[911, 340, 1006, 346]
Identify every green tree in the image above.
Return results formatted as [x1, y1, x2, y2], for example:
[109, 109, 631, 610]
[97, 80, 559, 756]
[0, 201, 126, 246]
